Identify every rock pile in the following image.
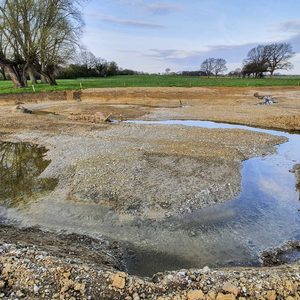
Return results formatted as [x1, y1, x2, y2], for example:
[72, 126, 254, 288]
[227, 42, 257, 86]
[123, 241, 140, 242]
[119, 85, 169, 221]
[1, 242, 299, 299]
[254, 93, 278, 105]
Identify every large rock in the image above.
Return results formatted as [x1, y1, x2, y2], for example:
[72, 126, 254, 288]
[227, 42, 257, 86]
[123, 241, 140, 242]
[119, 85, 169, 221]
[112, 272, 127, 289]
[187, 289, 204, 300]
[222, 282, 239, 296]
[265, 290, 277, 300]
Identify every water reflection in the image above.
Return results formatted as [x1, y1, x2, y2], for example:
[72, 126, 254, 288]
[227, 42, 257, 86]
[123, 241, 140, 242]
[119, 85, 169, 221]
[0, 142, 57, 208]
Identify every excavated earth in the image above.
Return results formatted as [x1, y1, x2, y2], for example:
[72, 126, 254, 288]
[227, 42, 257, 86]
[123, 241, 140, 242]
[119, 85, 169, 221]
[0, 87, 300, 299]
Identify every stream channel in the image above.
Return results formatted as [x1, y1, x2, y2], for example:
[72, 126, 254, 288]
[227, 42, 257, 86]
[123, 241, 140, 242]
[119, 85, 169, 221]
[0, 120, 300, 277]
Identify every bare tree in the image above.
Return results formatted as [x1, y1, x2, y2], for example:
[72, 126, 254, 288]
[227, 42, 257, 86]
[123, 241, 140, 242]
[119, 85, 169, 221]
[243, 45, 268, 78]
[165, 68, 171, 74]
[95, 58, 108, 77]
[0, 0, 84, 87]
[243, 43, 294, 78]
[214, 58, 227, 77]
[76, 50, 98, 71]
[264, 43, 294, 76]
[32, 0, 84, 85]
[0, 2, 28, 88]
[200, 58, 215, 77]
[201, 58, 227, 77]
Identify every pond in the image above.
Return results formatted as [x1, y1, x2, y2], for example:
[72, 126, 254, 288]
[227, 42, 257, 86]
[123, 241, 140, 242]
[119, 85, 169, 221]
[0, 122, 299, 277]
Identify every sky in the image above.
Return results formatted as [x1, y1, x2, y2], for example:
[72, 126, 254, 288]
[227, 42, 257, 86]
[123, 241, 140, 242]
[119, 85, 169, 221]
[81, 0, 300, 74]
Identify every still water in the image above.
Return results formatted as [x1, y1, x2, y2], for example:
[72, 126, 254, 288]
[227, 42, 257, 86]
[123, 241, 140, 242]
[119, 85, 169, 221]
[0, 122, 299, 277]
[124, 120, 300, 275]
[0, 142, 58, 208]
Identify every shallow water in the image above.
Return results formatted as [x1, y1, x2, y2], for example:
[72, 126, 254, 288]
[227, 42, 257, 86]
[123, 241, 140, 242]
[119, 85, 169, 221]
[123, 120, 300, 275]
[1, 122, 300, 277]
[0, 142, 58, 209]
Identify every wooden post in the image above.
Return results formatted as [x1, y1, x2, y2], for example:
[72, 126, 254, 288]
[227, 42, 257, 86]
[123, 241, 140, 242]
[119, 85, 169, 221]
[104, 113, 113, 122]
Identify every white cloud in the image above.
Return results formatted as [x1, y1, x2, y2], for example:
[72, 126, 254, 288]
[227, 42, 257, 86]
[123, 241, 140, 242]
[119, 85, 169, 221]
[116, 0, 182, 15]
[278, 20, 300, 33]
[100, 16, 165, 29]
[86, 12, 165, 29]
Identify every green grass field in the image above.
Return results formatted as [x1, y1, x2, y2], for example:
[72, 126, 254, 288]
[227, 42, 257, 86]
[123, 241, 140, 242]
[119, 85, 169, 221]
[1, 75, 300, 94]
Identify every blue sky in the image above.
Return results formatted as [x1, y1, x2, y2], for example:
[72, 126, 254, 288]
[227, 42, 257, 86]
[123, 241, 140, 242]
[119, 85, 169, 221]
[82, 0, 300, 73]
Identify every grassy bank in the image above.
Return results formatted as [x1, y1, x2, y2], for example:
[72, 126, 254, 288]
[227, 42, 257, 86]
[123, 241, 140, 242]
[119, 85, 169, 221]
[1, 75, 300, 94]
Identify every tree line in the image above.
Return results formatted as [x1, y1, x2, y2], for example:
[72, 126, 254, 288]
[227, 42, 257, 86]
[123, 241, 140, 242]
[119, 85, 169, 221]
[58, 50, 141, 79]
[198, 42, 294, 78]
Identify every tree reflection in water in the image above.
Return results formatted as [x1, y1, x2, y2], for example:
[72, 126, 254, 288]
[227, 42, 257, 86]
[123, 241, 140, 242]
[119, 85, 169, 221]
[0, 142, 57, 207]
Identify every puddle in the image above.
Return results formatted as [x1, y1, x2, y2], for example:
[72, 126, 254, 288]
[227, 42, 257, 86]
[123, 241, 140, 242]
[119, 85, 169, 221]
[1, 121, 300, 277]
[0, 142, 58, 209]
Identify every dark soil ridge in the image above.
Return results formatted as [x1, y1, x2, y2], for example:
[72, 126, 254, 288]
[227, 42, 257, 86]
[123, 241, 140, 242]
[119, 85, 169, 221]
[0, 224, 124, 271]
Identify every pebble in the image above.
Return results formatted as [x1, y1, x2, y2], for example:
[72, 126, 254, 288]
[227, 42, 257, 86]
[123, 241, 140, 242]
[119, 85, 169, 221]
[133, 292, 140, 300]
[16, 291, 25, 298]
[216, 293, 236, 300]
[33, 285, 40, 294]
[202, 266, 211, 273]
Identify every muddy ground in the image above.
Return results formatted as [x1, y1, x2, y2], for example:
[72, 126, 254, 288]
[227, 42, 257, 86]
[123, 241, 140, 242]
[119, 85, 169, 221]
[0, 87, 300, 299]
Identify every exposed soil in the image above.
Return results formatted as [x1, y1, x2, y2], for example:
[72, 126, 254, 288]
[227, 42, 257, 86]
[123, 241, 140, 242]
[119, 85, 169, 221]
[0, 86, 299, 134]
[0, 90, 70, 105]
[0, 87, 300, 299]
[81, 87, 300, 131]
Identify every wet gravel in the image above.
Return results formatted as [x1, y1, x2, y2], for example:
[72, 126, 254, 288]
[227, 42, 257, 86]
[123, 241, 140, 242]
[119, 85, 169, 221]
[8, 123, 286, 219]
